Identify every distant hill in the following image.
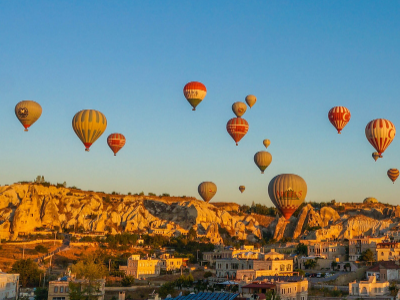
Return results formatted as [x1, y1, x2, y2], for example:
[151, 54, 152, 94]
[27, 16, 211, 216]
[0, 183, 399, 243]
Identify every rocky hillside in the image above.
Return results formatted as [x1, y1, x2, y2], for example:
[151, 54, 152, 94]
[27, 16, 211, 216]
[0, 183, 399, 242]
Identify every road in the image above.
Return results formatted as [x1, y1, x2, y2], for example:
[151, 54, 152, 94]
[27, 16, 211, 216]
[307, 271, 347, 283]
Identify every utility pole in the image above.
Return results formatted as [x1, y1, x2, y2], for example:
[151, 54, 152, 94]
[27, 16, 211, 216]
[22, 245, 25, 259]
[197, 249, 199, 262]
[109, 259, 111, 272]
[54, 231, 56, 245]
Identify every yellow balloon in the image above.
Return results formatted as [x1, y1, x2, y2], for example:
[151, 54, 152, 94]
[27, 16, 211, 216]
[263, 139, 270, 149]
[15, 100, 42, 131]
[232, 102, 247, 118]
[239, 185, 245, 193]
[198, 181, 217, 203]
[72, 109, 107, 152]
[254, 151, 272, 174]
[245, 95, 257, 108]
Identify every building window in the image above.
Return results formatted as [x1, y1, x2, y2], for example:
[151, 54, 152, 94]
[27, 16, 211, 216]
[54, 287, 58, 293]
[65, 287, 69, 293]
[60, 287, 64, 293]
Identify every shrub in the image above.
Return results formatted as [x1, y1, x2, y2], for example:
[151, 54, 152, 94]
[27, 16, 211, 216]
[34, 245, 48, 254]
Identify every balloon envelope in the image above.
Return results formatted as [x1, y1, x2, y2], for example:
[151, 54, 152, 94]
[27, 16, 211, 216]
[72, 109, 107, 151]
[183, 81, 207, 111]
[107, 133, 126, 156]
[328, 106, 351, 134]
[254, 151, 272, 174]
[263, 139, 270, 149]
[245, 95, 257, 108]
[198, 182, 217, 203]
[388, 169, 399, 184]
[226, 117, 249, 146]
[268, 174, 307, 220]
[15, 100, 42, 131]
[232, 102, 247, 118]
[239, 185, 245, 193]
[365, 119, 396, 157]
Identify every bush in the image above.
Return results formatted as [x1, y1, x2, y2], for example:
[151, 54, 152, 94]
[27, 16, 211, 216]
[121, 275, 135, 287]
[34, 245, 48, 254]
[204, 271, 212, 278]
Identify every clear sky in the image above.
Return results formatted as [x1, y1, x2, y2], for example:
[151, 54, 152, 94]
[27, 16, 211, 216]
[1, 1, 400, 206]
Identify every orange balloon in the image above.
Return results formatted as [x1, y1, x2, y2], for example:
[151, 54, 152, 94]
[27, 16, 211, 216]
[107, 133, 126, 156]
[226, 117, 249, 146]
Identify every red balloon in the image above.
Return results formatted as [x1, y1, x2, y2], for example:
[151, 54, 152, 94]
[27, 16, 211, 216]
[226, 118, 249, 146]
[107, 133, 126, 156]
[328, 106, 351, 134]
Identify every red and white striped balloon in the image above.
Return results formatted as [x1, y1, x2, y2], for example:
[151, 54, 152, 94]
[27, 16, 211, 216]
[226, 118, 249, 146]
[365, 119, 396, 157]
[107, 133, 126, 156]
[328, 106, 351, 134]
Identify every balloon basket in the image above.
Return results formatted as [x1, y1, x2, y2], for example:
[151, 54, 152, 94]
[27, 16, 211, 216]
[85, 149, 90, 152]
[24, 129, 28, 132]
[192, 108, 196, 111]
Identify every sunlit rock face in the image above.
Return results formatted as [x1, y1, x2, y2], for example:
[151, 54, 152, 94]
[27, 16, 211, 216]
[1, 183, 399, 242]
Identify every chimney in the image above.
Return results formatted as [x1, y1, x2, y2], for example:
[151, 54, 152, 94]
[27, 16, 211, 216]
[119, 292, 125, 300]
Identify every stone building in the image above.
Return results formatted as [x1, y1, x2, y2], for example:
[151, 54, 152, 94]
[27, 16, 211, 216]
[376, 242, 400, 261]
[366, 261, 400, 281]
[216, 250, 293, 280]
[158, 254, 187, 271]
[203, 245, 261, 265]
[0, 271, 19, 300]
[241, 276, 308, 300]
[119, 255, 161, 279]
[307, 242, 346, 260]
[348, 275, 390, 299]
[48, 276, 105, 300]
[348, 236, 386, 261]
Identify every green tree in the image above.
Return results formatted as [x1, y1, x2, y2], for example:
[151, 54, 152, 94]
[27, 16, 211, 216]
[360, 249, 375, 264]
[331, 261, 338, 270]
[34, 245, 48, 254]
[294, 269, 305, 276]
[11, 259, 42, 287]
[121, 276, 135, 287]
[304, 259, 317, 269]
[158, 282, 175, 298]
[295, 243, 308, 255]
[34, 287, 48, 300]
[69, 255, 107, 300]
[204, 271, 213, 278]
[187, 227, 197, 241]
[265, 290, 281, 300]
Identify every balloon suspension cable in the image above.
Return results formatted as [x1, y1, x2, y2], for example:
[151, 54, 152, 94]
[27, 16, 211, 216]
[24, 128, 28, 132]
[338, 131, 341, 134]
[261, 171, 264, 174]
[114, 154, 116, 156]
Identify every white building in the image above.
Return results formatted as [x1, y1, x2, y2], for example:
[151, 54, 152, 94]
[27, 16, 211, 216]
[349, 275, 390, 299]
[0, 271, 19, 300]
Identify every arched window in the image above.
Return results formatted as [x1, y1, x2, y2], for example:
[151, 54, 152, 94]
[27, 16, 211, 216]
[280, 264, 285, 271]
[361, 287, 367, 294]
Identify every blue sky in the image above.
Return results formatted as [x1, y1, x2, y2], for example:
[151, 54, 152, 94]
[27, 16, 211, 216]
[1, 1, 400, 206]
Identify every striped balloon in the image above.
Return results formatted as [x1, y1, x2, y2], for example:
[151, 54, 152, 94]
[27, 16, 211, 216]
[365, 119, 396, 157]
[72, 109, 107, 152]
[239, 185, 245, 193]
[254, 151, 272, 174]
[268, 174, 307, 221]
[328, 106, 351, 134]
[183, 81, 207, 111]
[107, 133, 126, 156]
[226, 117, 249, 146]
[15, 100, 42, 131]
[198, 181, 217, 203]
[387, 169, 399, 184]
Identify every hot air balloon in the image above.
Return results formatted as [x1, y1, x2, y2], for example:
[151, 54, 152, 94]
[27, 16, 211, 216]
[107, 133, 126, 156]
[183, 81, 207, 111]
[365, 119, 396, 158]
[232, 102, 247, 118]
[226, 118, 249, 146]
[254, 151, 272, 174]
[198, 182, 217, 203]
[239, 185, 245, 193]
[387, 169, 399, 184]
[245, 95, 256, 108]
[15, 100, 42, 131]
[263, 139, 270, 149]
[372, 152, 380, 162]
[72, 109, 107, 152]
[268, 174, 307, 221]
[328, 106, 351, 134]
